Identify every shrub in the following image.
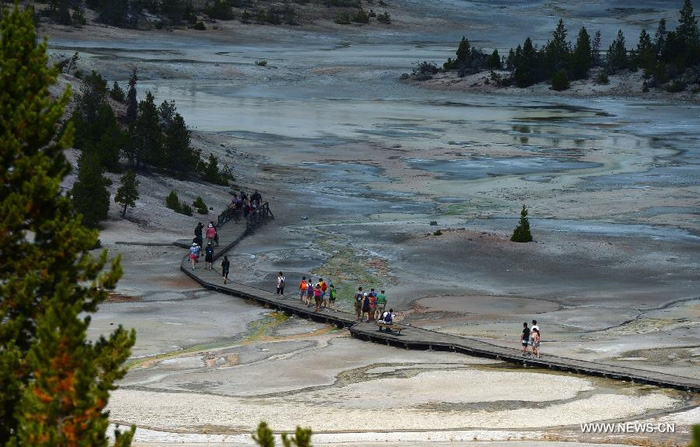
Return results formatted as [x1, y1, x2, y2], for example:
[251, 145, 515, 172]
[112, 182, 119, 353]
[412, 61, 439, 81]
[241, 10, 251, 23]
[193, 196, 208, 214]
[255, 60, 268, 66]
[511, 205, 533, 242]
[193, 21, 206, 30]
[166, 190, 181, 211]
[72, 6, 87, 26]
[595, 69, 609, 85]
[376, 11, 390, 23]
[207, 0, 234, 20]
[433, 229, 442, 236]
[352, 8, 370, 23]
[180, 203, 194, 216]
[326, 0, 361, 6]
[666, 79, 687, 92]
[110, 81, 126, 102]
[551, 70, 570, 91]
[334, 12, 351, 24]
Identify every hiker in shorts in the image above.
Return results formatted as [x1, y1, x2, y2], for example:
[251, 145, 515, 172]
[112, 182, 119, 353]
[276, 272, 285, 295]
[206, 222, 217, 246]
[368, 292, 377, 321]
[221, 255, 230, 284]
[204, 242, 214, 270]
[299, 276, 308, 303]
[314, 283, 322, 311]
[531, 328, 541, 358]
[328, 283, 338, 310]
[189, 242, 200, 270]
[375, 290, 387, 320]
[362, 292, 372, 322]
[521, 322, 531, 356]
[354, 287, 364, 321]
[319, 278, 328, 307]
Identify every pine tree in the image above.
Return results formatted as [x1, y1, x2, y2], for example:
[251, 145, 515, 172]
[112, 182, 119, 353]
[636, 29, 656, 72]
[511, 205, 533, 242]
[0, 5, 135, 446]
[115, 171, 140, 217]
[455, 36, 471, 65]
[164, 112, 197, 175]
[546, 18, 570, 74]
[607, 29, 628, 72]
[571, 26, 591, 80]
[487, 49, 502, 69]
[514, 37, 537, 87]
[131, 91, 163, 168]
[126, 68, 138, 123]
[72, 151, 111, 228]
[678, 0, 700, 59]
[654, 18, 668, 56]
[591, 30, 602, 66]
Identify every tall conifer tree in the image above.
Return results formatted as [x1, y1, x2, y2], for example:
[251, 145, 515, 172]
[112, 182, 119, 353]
[0, 5, 135, 446]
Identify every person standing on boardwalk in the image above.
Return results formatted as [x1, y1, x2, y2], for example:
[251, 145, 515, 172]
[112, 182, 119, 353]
[530, 319, 540, 346]
[319, 278, 328, 307]
[376, 290, 387, 320]
[362, 292, 372, 322]
[368, 292, 377, 321]
[204, 242, 214, 270]
[221, 255, 230, 284]
[521, 322, 531, 356]
[314, 283, 322, 311]
[354, 287, 364, 321]
[189, 242, 200, 270]
[531, 328, 541, 358]
[194, 222, 204, 247]
[306, 277, 314, 306]
[328, 283, 338, 311]
[299, 276, 308, 303]
[206, 222, 217, 246]
[276, 272, 286, 296]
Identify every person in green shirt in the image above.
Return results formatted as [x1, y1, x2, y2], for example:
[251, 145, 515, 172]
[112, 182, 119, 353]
[375, 289, 387, 320]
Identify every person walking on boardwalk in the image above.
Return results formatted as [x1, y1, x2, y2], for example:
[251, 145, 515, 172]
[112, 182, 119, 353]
[276, 272, 286, 296]
[362, 292, 372, 322]
[531, 328, 541, 358]
[354, 287, 364, 321]
[306, 277, 314, 306]
[189, 242, 200, 270]
[204, 242, 214, 270]
[206, 222, 217, 246]
[319, 278, 328, 307]
[376, 289, 387, 320]
[194, 222, 204, 247]
[328, 282, 338, 311]
[521, 322, 531, 356]
[299, 276, 308, 303]
[314, 283, 322, 311]
[221, 255, 230, 284]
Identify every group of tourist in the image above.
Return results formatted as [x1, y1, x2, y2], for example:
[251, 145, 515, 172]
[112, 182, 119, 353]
[229, 190, 263, 224]
[294, 276, 338, 312]
[189, 221, 219, 270]
[520, 320, 542, 358]
[353, 287, 388, 322]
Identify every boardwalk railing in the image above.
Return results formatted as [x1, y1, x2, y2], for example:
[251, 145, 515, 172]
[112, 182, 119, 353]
[216, 201, 274, 231]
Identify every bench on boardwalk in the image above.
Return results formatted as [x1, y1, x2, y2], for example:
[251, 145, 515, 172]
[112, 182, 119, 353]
[376, 320, 407, 334]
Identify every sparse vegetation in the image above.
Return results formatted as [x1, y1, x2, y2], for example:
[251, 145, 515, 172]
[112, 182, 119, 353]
[193, 197, 209, 214]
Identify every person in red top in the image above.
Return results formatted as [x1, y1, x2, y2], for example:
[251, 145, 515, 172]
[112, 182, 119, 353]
[319, 278, 328, 307]
[206, 223, 217, 246]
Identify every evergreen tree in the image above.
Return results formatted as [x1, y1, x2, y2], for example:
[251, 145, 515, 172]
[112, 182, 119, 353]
[591, 30, 602, 66]
[0, 5, 135, 446]
[546, 18, 570, 74]
[131, 91, 163, 167]
[110, 80, 126, 102]
[607, 29, 628, 72]
[164, 112, 197, 175]
[126, 68, 138, 123]
[487, 49, 502, 69]
[636, 29, 656, 72]
[455, 36, 471, 65]
[514, 37, 538, 87]
[654, 18, 668, 56]
[571, 26, 591, 80]
[511, 205, 533, 242]
[115, 170, 140, 217]
[72, 151, 111, 228]
[677, 0, 700, 63]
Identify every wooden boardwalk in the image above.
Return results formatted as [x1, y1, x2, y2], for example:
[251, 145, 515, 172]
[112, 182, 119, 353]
[178, 207, 700, 393]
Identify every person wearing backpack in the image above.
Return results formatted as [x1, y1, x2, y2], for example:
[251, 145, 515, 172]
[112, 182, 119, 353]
[306, 277, 314, 306]
[319, 278, 328, 307]
[313, 283, 322, 312]
[276, 272, 285, 296]
[299, 276, 308, 303]
[354, 287, 364, 321]
[375, 290, 387, 320]
[204, 242, 214, 270]
[328, 283, 338, 311]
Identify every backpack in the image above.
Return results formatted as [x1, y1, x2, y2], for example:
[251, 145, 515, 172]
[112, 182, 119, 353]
[280, 277, 285, 286]
[300, 280, 307, 290]
[330, 289, 337, 299]
[321, 281, 327, 292]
